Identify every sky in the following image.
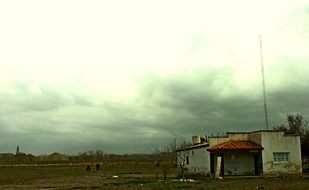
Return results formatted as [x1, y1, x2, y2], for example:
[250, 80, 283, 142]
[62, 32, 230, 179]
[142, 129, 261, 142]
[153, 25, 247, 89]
[0, 0, 309, 155]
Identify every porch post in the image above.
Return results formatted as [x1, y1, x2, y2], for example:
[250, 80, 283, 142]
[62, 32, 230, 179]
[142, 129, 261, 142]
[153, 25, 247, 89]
[215, 156, 222, 179]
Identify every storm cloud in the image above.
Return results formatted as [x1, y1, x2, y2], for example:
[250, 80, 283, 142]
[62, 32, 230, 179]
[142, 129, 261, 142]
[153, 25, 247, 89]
[0, 0, 308, 154]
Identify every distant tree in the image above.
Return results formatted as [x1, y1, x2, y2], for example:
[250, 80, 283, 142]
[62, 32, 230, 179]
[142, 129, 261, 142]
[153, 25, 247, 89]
[151, 146, 162, 179]
[274, 114, 309, 155]
[16, 145, 20, 155]
[152, 138, 191, 181]
[166, 138, 178, 166]
[161, 161, 172, 181]
[95, 150, 104, 161]
[175, 139, 191, 180]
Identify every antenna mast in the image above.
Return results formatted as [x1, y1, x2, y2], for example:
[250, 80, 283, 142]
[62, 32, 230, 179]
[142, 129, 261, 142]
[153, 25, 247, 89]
[259, 35, 269, 130]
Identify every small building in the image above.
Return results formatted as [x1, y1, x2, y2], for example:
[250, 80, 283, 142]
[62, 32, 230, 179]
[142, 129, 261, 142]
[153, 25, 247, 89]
[176, 130, 302, 177]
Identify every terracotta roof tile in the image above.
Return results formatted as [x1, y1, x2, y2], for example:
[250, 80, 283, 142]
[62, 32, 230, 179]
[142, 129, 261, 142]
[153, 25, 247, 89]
[208, 140, 263, 152]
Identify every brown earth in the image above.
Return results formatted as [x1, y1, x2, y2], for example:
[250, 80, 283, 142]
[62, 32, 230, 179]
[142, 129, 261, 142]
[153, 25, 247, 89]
[0, 163, 308, 190]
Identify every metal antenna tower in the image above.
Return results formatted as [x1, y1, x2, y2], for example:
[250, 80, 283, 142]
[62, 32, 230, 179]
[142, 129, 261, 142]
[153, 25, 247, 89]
[259, 35, 269, 130]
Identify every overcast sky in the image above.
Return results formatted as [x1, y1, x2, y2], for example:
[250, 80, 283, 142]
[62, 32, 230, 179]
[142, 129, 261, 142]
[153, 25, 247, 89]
[1, 0, 309, 155]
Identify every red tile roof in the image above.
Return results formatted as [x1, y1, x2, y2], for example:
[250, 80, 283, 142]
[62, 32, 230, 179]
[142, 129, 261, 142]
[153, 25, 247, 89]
[208, 140, 263, 152]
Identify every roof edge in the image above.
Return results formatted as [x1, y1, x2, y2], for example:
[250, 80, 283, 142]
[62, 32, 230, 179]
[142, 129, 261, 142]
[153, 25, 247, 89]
[176, 143, 209, 151]
[227, 130, 285, 134]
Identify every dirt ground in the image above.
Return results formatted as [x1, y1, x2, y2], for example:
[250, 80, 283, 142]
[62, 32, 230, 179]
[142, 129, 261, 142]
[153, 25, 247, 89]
[0, 164, 309, 190]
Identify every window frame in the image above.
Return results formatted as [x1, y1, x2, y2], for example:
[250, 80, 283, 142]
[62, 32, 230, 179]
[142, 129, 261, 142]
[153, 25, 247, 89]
[273, 152, 289, 163]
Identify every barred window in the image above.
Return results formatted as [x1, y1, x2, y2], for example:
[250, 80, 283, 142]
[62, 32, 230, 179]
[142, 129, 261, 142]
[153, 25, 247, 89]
[273, 152, 289, 163]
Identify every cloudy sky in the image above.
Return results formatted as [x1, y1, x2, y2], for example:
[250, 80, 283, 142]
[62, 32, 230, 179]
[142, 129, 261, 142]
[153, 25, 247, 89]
[1, 0, 309, 155]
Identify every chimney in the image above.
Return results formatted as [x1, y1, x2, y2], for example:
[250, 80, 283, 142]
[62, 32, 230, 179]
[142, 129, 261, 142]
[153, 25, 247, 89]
[192, 135, 201, 145]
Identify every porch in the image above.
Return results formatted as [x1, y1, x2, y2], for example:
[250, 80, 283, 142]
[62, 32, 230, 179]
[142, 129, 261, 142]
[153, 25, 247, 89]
[208, 140, 263, 177]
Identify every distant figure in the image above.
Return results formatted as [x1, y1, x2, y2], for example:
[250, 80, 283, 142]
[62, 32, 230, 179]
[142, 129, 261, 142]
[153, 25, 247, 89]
[86, 165, 91, 171]
[96, 163, 101, 171]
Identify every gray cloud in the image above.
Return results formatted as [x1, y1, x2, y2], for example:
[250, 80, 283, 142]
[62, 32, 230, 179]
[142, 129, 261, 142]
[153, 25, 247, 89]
[1, 62, 309, 154]
[1, 1, 309, 155]
[135, 63, 309, 138]
[1, 60, 309, 155]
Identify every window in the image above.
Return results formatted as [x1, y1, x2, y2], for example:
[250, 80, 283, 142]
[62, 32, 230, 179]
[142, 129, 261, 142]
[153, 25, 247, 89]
[186, 156, 189, 165]
[192, 151, 194, 155]
[273, 152, 289, 163]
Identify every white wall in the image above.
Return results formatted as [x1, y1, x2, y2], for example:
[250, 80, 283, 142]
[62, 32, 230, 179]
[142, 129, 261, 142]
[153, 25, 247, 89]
[208, 132, 257, 146]
[261, 131, 302, 174]
[180, 147, 210, 175]
[208, 137, 229, 147]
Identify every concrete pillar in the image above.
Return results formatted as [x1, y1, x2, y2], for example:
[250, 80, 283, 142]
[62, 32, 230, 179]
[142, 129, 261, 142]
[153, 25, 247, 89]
[215, 156, 222, 179]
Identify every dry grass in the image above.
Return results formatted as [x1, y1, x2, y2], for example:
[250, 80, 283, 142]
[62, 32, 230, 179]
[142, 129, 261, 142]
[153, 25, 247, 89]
[0, 163, 308, 189]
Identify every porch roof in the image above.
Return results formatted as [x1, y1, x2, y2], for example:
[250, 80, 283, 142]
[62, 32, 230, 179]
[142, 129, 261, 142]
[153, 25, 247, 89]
[208, 140, 263, 152]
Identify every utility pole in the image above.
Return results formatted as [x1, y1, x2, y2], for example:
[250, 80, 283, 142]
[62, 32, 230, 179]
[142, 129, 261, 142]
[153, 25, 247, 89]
[259, 35, 269, 130]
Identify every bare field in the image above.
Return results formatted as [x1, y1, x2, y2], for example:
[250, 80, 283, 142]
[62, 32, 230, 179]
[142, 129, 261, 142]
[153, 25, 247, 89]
[0, 163, 309, 190]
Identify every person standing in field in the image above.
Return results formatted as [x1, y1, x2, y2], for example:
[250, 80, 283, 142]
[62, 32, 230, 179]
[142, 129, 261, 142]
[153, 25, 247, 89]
[96, 163, 101, 171]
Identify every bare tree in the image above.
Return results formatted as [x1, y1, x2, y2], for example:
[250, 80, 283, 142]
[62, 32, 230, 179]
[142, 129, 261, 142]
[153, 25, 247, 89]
[177, 150, 189, 180]
[151, 146, 162, 179]
[175, 139, 191, 180]
[166, 138, 177, 166]
[153, 138, 191, 181]
[95, 149, 104, 161]
[274, 114, 309, 155]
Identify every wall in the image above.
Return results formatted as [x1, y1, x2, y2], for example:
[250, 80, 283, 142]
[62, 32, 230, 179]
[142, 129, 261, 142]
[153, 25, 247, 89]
[179, 147, 210, 175]
[249, 132, 262, 144]
[227, 133, 250, 141]
[208, 136, 229, 147]
[208, 132, 259, 146]
[261, 131, 302, 174]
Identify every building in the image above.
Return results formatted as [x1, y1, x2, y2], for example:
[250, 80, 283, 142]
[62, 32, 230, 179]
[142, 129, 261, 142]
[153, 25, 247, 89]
[176, 130, 302, 177]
